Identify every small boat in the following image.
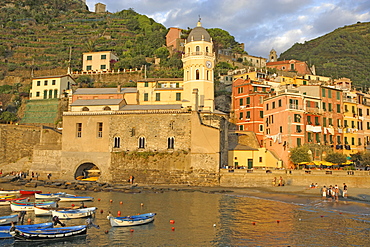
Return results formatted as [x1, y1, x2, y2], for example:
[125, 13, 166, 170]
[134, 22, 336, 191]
[0, 222, 54, 232]
[0, 197, 27, 206]
[0, 232, 12, 239]
[35, 192, 66, 200]
[51, 207, 97, 219]
[0, 190, 20, 195]
[10, 201, 57, 211]
[11, 225, 88, 242]
[58, 195, 94, 202]
[107, 213, 156, 227]
[0, 195, 16, 199]
[34, 206, 78, 216]
[20, 190, 42, 195]
[0, 214, 18, 226]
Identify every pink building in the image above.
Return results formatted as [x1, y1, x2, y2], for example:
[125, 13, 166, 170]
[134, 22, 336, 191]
[166, 27, 185, 52]
[266, 60, 312, 75]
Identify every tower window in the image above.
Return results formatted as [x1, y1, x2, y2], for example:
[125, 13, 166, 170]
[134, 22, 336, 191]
[138, 137, 146, 149]
[168, 137, 175, 149]
[196, 70, 200, 80]
[196, 46, 200, 55]
[114, 137, 120, 148]
[76, 123, 82, 138]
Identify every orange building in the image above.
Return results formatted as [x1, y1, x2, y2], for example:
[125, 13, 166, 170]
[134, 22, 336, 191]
[166, 27, 185, 52]
[232, 78, 272, 146]
[266, 60, 312, 75]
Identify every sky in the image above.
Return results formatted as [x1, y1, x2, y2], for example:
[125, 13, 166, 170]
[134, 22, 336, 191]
[85, 0, 370, 58]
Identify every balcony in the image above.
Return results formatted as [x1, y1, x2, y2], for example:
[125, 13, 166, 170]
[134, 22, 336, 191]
[305, 107, 322, 114]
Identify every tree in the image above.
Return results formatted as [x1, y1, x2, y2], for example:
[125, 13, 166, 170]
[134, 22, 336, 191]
[0, 111, 18, 123]
[154, 47, 169, 59]
[289, 145, 312, 164]
[325, 152, 347, 164]
[361, 152, 370, 167]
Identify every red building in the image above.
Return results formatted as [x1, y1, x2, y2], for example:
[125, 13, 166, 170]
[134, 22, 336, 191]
[266, 60, 312, 75]
[232, 78, 272, 146]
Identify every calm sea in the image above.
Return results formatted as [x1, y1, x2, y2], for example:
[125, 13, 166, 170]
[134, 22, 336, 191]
[0, 184, 369, 247]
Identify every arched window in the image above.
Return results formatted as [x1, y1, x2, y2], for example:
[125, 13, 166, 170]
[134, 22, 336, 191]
[206, 70, 209, 81]
[167, 137, 175, 149]
[114, 137, 121, 148]
[43, 90, 47, 99]
[48, 89, 53, 99]
[196, 70, 200, 80]
[82, 107, 89, 111]
[103, 106, 111, 111]
[196, 46, 200, 55]
[206, 46, 209, 54]
[54, 89, 58, 98]
[138, 137, 145, 149]
[188, 47, 190, 54]
[186, 70, 189, 80]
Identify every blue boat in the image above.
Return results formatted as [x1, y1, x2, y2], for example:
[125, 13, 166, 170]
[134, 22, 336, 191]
[107, 213, 156, 227]
[0, 214, 18, 225]
[12, 225, 88, 241]
[0, 222, 54, 232]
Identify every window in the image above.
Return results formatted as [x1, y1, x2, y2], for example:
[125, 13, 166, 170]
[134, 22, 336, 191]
[82, 107, 89, 111]
[53, 89, 58, 98]
[344, 120, 348, 127]
[36, 92, 40, 97]
[352, 106, 355, 114]
[96, 122, 103, 138]
[337, 104, 341, 113]
[337, 119, 341, 128]
[279, 126, 283, 133]
[246, 97, 250, 105]
[259, 111, 263, 118]
[336, 91, 340, 100]
[328, 90, 332, 98]
[297, 138, 301, 146]
[168, 137, 175, 149]
[307, 132, 312, 142]
[86, 55, 92, 60]
[296, 125, 302, 133]
[239, 125, 244, 130]
[176, 93, 181, 101]
[358, 138, 362, 146]
[101, 65, 106, 70]
[101, 55, 106, 59]
[103, 106, 111, 111]
[86, 65, 92, 71]
[322, 102, 326, 110]
[144, 82, 149, 87]
[272, 102, 276, 109]
[328, 103, 332, 112]
[351, 121, 355, 128]
[36, 81, 41, 86]
[43, 90, 47, 99]
[290, 64, 294, 70]
[323, 117, 327, 127]
[315, 116, 319, 125]
[367, 122, 370, 130]
[155, 93, 160, 101]
[114, 137, 120, 148]
[259, 124, 263, 132]
[76, 123, 82, 138]
[239, 112, 243, 119]
[345, 105, 348, 112]
[337, 136, 341, 144]
[266, 104, 269, 110]
[48, 89, 52, 99]
[344, 137, 348, 145]
[253, 86, 257, 92]
[294, 114, 301, 123]
[239, 98, 243, 106]
[322, 88, 326, 97]
[351, 137, 355, 145]
[359, 108, 363, 116]
[237, 87, 243, 94]
[138, 137, 145, 149]
[307, 116, 312, 124]
[52, 80, 56, 85]
[262, 87, 266, 92]
[278, 99, 282, 107]
[196, 70, 200, 80]
[316, 133, 320, 143]
[144, 93, 148, 101]
[259, 157, 263, 163]
[195, 46, 200, 54]
[330, 135, 333, 144]
[44, 80, 48, 86]
[246, 111, 250, 119]
[329, 118, 333, 126]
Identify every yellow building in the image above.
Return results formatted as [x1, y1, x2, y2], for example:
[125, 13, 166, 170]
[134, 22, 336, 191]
[82, 51, 118, 72]
[29, 75, 75, 100]
[342, 91, 360, 155]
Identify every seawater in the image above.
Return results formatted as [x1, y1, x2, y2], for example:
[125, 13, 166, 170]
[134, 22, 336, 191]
[0, 185, 369, 247]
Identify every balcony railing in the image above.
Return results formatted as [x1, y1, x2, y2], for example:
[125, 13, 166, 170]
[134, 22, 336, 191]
[305, 107, 322, 114]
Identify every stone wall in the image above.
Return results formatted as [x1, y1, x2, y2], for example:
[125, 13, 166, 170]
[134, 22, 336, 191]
[110, 151, 219, 186]
[220, 169, 370, 188]
[0, 125, 40, 167]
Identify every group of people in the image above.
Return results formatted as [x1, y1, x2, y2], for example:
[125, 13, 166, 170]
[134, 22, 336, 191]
[321, 183, 348, 202]
[272, 176, 284, 186]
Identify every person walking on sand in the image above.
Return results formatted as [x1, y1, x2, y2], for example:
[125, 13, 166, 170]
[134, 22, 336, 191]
[278, 176, 283, 186]
[343, 183, 348, 198]
[334, 185, 339, 202]
[272, 177, 277, 187]
[321, 186, 327, 199]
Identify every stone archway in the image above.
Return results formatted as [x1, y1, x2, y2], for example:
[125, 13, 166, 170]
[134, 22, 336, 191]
[74, 162, 101, 180]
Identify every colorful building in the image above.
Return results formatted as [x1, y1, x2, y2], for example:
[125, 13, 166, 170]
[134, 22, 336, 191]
[82, 51, 118, 72]
[29, 75, 75, 100]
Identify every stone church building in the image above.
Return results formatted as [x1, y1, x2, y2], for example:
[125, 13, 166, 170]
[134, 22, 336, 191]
[31, 21, 230, 185]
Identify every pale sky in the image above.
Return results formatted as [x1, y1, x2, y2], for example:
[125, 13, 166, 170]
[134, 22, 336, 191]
[86, 0, 370, 59]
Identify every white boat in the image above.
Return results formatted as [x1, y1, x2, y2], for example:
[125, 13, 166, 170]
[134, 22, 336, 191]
[0, 197, 27, 206]
[0, 190, 20, 195]
[0, 214, 19, 226]
[35, 192, 66, 200]
[51, 207, 97, 219]
[107, 213, 156, 227]
[58, 195, 94, 202]
[34, 206, 78, 216]
[10, 201, 58, 212]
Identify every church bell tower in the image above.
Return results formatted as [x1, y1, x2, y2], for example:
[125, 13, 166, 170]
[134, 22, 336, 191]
[182, 20, 215, 112]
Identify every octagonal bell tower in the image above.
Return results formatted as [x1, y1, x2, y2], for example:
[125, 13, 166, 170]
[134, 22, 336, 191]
[182, 20, 215, 112]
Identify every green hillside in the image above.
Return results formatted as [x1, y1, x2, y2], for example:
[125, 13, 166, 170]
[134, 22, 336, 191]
[279, 22, 370, 87]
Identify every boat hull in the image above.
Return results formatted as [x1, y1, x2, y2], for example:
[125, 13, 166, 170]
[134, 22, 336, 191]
[0, 214, 19, 226]
[108, 213, 156, 227]
[51, 207, 97, 219]
[0, 198, 27, 206]
[12, 225, 87, 242]
[58, 196, 94, 202]
[35, 193, 65, 200]
[0, 222, 54, 232]
[20, 190, 42, 195]
[11, 201, 57, 211]
[0, 190, 20, 195]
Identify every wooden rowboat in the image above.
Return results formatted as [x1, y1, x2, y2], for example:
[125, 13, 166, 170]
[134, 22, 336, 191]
[107, 213, 156, 227]
[0, 197, 28, 206]
[0, 222, 54, 232]
[58, 195, 94, 202]
[0, 214, 18, 226]
[10, 201, 57, 212]
[51, 207, 97, 219]
[0, 190, 20, 195]
[20, 190, 42, 195]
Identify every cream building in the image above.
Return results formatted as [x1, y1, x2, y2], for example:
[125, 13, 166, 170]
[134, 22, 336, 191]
[29, 75, 75, 100]
[82, 51, 118, 72]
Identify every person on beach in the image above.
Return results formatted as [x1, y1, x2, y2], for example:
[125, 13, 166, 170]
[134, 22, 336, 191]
[334, 185, 339, 202]
[278, 176, 284, 186]
[321, 186, 327, 199]
[272, 177, 277, 187]
[343, 183, 348, 198]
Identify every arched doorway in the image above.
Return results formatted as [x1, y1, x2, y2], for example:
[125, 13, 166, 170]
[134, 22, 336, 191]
[75, 163, 101, 181]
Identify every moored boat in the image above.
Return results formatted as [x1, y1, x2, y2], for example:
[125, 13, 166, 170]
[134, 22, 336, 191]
[0, 195, 16, 199]
[0, 197, 27, 206]
[34, 206, 78, 216]
[51, 207, 97, 219]
[20, 190, 42, 195]
[107, 213, 156, 227]
[35, 192, 65, 200]
[0, 190, 20, 195]
[10, 201, 58, 212]
[11, 225, 88, 242]
[0, 214, 18, 226]
[0, 222, 54, 232]
[58, 195, 94, 202]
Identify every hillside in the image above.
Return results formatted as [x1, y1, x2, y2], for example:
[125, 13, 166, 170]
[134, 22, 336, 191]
[279, 22, 370, 87]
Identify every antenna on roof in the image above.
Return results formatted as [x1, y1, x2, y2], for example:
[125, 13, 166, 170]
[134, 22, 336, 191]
[197, 15, 202, 27]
